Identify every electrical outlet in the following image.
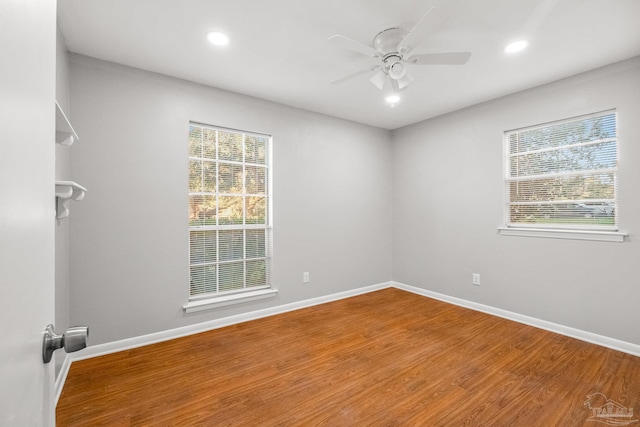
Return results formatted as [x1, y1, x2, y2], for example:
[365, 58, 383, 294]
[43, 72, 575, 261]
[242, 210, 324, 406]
[472, 273, 481, 286]
[303, 272, 310, 283]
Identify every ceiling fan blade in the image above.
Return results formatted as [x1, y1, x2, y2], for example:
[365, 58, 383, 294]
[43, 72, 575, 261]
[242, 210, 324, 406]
[330, 66, 380, 85]
[370, 69, 387, 90]
[397, 73, 414, 90]
[407, 52, 471, 65]
[328, 35, 379, 58]
[397, 6, 448, 53]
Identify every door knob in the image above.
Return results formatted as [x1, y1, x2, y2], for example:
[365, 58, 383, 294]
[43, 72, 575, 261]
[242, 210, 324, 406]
[42, 324, 89, 363]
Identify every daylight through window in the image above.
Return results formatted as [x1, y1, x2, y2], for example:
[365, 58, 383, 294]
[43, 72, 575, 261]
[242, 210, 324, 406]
[504, 111, 617, 230]
[188, 123, 271, 300]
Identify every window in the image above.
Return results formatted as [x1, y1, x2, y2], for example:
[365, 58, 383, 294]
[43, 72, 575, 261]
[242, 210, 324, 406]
[504, 110, 618, 231]
[187, 123, 272, 304]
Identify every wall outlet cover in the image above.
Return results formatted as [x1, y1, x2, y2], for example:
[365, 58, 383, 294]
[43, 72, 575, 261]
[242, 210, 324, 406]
[472, 273, 480, 286]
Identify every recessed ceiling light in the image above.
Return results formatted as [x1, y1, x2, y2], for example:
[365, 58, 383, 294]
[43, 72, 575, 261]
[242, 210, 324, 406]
[385, 94, 400, 106]
[207, 31, 229, 46]
[504, 40, 528, 54]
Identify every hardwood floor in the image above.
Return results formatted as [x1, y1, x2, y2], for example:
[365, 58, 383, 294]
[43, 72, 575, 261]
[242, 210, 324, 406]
[57, 288, 640, 426]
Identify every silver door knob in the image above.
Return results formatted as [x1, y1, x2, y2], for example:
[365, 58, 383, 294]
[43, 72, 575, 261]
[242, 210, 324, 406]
[42, 324, 89, 363]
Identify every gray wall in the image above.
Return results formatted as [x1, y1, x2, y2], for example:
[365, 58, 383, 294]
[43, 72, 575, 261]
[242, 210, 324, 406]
[391, 57, 640, 345]
[69, 55, 393, 345]
[67, 50, 640, 348]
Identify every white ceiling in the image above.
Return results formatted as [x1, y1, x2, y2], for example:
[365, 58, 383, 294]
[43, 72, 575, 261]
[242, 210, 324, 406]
[57, 0, 640, 130]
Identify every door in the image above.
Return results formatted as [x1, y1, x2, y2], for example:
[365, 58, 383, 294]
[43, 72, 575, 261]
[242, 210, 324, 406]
[0, 1, 57, 426]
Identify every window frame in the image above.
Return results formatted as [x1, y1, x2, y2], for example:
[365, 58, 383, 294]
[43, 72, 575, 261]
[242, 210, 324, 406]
[184, 122, 276, 312]
[498, 110, 627, 242]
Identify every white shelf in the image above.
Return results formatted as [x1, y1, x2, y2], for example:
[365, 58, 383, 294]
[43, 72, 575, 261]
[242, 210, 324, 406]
[55, 101, 79, 146]
[55, 181, 87, 219]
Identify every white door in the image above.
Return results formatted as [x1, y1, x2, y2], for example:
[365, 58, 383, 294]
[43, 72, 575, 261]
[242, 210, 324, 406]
[0, 1, 57, 426]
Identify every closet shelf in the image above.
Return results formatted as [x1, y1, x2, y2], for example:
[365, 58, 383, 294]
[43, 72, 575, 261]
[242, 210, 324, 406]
[55, 101, 79, 146]
[55, 181, 87, 219]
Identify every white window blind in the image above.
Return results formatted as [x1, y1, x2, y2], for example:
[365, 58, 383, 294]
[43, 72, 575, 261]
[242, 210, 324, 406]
[505, 110, 617, 230]
[188, 123, 271, 300]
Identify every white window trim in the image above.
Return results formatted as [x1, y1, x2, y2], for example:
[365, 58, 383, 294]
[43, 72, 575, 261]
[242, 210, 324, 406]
[184, 288, 278, 313]
[501, 110, 624, 240]
[497, 227, 627, 242]
[187, 123, 273, 306]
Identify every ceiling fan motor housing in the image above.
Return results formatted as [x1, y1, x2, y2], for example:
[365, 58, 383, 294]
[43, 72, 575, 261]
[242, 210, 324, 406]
[373, 27, 408, 54]
[375, 28, 410, 80]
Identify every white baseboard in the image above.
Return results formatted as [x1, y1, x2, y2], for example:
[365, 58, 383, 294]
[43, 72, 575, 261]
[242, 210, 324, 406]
[55, 354, 71, 406]
[57, 279, 640, 407]
[392, 281, 640, 357]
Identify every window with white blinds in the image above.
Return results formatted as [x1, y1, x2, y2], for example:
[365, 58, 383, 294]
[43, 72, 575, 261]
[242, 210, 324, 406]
[505, 110, 617, 230]
[188, 123, 271, 300]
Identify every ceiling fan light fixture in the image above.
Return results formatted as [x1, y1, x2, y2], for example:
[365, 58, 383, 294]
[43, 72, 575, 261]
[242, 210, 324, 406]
[207, 31, 229, 46]
[389, 61, 408, 80]
[370, 69, 387, 90]
[398, 73, 414, 90]
[504, 40, 528, 54]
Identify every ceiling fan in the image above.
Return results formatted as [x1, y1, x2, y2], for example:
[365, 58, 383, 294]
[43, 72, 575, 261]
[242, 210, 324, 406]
[328, 6, 471, 92]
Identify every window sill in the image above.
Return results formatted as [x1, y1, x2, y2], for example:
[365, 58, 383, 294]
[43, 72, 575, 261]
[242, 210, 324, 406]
[497, 227, 627, 242]
[183, 288, 278, 313]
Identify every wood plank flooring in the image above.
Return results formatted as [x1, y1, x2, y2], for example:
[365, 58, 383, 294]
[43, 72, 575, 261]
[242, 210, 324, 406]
[57, 288, 640, 426]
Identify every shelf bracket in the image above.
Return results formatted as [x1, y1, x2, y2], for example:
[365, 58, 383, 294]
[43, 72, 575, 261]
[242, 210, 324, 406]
[55, 181, 87, 219]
